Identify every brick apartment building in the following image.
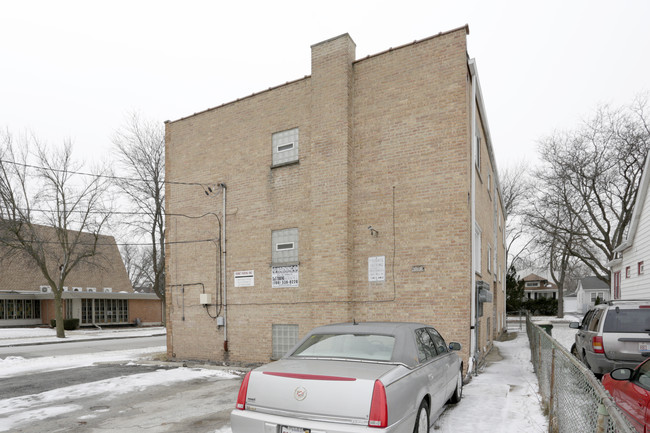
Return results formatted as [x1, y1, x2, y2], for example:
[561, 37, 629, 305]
[164, 25, 506, 374]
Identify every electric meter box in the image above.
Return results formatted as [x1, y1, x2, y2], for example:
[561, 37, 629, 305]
[200, 294, 211, 305]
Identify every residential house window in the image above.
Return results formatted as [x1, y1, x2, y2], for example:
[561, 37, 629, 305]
[65, 299, 73, 319]
[614, 271, 621, 299]
[591, 292, 604, 303]
[272, 324, 298, 359]
[474, 224, 482, 274]
[475, 135, 481, 169]
[272, 127, 299, 167]
[488, 173, 492, 197]
[639, 261, 645, 275]
[626, 266, 631, 278]
[526, 282, 540, 287]
[272, 228, 299, 264]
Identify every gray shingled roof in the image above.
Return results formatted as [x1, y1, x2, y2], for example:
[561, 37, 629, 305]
[0, 225, 132, 293]
[579, 276, 609, 291]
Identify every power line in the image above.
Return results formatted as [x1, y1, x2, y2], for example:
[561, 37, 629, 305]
[0, 158, 209, 187]
[0, 237, 217, 247]
[14, 208, 220, 219]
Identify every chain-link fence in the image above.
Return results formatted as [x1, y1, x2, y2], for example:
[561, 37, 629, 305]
[526, 315, 637, 433]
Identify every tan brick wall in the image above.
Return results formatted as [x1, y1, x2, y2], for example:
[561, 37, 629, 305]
[42, 300, 56, 324]
[129, 299, 163, 325]
[348, 29, 473, 362]
[164, 27, 505, 368]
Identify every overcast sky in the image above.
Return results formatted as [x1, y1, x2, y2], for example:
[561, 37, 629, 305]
[1, 0, 649, 174]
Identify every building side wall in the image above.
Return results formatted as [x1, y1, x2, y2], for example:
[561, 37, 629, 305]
[473, 100, 505, 355]
[129, 299, 163, 325]
[165, 77, 314, 363]
[165, 28, 504, 366]
[617, 186, 650, 298]
[348, 29, 472, 358]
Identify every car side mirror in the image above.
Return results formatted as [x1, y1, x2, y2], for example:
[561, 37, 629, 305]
[610, 368, 633, 381]
[449, 342, 461, 351]
[569, 322, 581, 329]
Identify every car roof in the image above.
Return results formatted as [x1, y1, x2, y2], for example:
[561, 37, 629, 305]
[309, 321, 429, 335]
[606, 299, 650, 307]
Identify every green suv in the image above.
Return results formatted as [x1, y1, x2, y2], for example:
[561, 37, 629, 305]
[570, 300, 650, 375]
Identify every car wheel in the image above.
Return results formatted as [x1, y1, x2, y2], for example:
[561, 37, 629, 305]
[449, 368, 463, 404]
[571, 343, 578, 358]
[413, 400, 430, 433]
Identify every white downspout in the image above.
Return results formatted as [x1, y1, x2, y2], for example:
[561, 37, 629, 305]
[469, 59, 478, 376]
[221, 183, 228, 352]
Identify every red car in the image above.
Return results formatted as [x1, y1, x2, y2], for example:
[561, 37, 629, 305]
[602, 358, 650, 432]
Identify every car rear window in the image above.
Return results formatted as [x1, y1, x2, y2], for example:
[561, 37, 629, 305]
[603, 308, 650, 333]
[291, 333, 395, 361]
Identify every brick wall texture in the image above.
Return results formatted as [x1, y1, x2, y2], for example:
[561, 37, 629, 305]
[164, 26, 506, 369]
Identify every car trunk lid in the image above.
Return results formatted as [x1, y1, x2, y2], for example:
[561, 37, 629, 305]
[603, 306, 650, 361]
[245, 358, 397, 425]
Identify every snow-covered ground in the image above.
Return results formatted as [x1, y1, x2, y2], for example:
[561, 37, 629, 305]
[0, 367, 238, 432]
[0, 327, 238, 432]
[0, 325, 552, 432]
[529, 315, 581, 352]
[0, 346, 167, 379]
[0, 325, 165, 347]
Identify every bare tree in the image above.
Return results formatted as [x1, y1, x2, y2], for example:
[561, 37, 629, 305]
[526, 187, 584, 318]
[120, 243, 153, 290]
[500, 161, 533, 270]
[112, 113, 165, 307]
[527, 96, 650, 301]
[0, 131, 111, 337]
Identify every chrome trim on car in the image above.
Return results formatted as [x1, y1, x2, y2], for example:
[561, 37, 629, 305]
[246, 405, 368, 426]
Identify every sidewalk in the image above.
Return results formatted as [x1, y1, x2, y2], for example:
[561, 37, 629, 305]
[0, 326, 166, 347]
[432, 326, 549, 432]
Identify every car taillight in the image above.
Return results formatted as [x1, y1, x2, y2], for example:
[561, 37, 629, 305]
[593, 336, 605, 354]
[236, 371, 252, 410]
[368, 380, 388, 428]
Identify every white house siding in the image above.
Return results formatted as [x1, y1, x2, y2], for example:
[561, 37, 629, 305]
[564, 297, 577, 313]
[616, 182, 650, 299]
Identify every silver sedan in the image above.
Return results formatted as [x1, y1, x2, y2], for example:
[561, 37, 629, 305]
[231, 321, 463, 433]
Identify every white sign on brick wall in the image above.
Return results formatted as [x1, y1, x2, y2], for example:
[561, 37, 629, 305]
[272, 265, 299, 288]
[368, 256, 385, 282]
[234, 270, 254, 287]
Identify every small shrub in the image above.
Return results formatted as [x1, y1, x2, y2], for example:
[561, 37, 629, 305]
[523, 298, 558, 316]
[50, 319, 80, 330]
